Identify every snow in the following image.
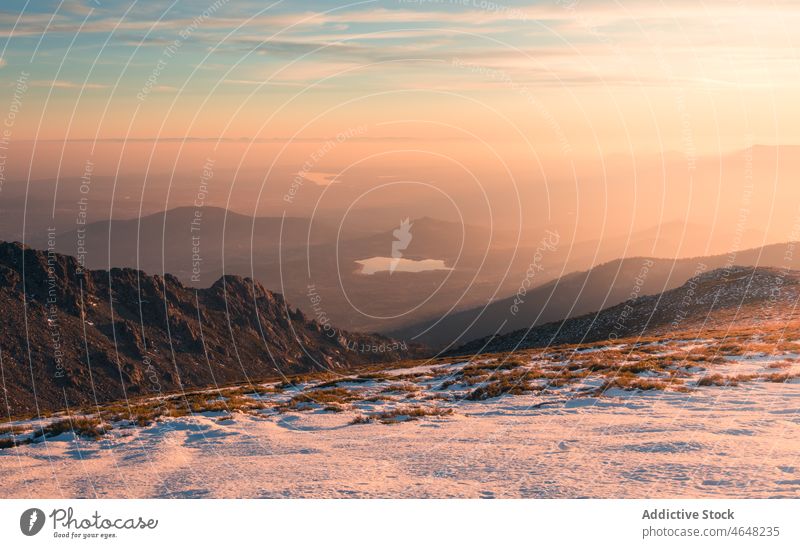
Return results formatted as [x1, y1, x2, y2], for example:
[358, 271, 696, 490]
[574, 344, 627, 354]
[1, 381, 798, 498]
[2, 336, 799, 498]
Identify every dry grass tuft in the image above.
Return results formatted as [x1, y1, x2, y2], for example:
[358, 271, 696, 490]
[41, 417, 110, 440]
[284, 388, 359, 411]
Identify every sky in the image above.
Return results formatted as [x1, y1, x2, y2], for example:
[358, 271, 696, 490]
[1, 0, 800, 246]
[2, 0, 799, 147]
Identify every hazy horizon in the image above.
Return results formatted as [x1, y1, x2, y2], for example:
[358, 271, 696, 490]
[2, 0, 800, 256]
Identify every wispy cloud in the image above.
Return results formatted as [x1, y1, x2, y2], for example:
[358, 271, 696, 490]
[1, 0, 798, 151]
[29, 80, 109, 89]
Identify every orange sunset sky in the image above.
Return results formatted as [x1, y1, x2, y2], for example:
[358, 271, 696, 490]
[1, 0, 800, 247]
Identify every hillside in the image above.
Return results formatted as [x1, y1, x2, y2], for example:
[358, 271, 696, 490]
[0, 241, 418, 415]
[449, 265, 800, 356]
[394, 242, 800, 349]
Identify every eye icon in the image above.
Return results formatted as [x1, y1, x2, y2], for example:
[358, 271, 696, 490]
[20, 508, 45, 536]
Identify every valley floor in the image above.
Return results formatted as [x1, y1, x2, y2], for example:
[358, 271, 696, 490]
[2, 338, 799, 498]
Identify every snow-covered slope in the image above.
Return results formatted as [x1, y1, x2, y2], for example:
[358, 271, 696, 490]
[2, 326, 799, 498]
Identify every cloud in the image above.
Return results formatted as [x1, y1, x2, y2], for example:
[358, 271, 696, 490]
[29, 80, 109, 89]
[300, 171, 339, 186]
[61, 0, 94, 16]
[222, 78, 318, 88]
[2, 2, 799, 94]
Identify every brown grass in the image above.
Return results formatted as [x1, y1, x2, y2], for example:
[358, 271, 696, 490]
[380, 382, 418, 394]
[41, 417, 109, 440]
[374, 406, 454, 424]
[697, 374, 736, 387]
[465, 368, 537, 400]
[596, 373, 682, 393]
[349, 414, 372, 425]
[762, 372, 798, 383]
[285, 388, 359, 410]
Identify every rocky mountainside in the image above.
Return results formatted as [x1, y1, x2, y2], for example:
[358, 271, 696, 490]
[395, 242, 800, 349]
[449, 265, 800, 356]
[0, 242, 419, 415]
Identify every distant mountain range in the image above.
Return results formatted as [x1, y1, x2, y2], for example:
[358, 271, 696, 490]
[31, 206, 335, 286]
[0, 241, 419, 415]
[448, 265, 800, 356]
[22, 206, 796, 347]
[32, 207, 574, 333]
